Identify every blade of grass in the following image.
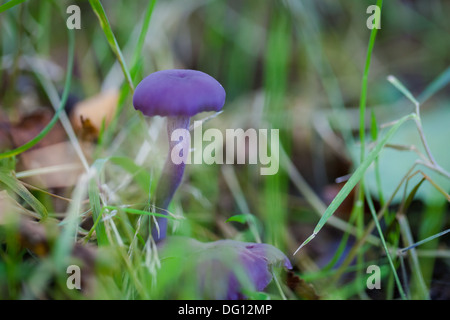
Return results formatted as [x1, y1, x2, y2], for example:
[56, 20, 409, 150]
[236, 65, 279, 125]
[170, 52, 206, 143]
[401, 228, 450, 254]
[387, 75, 448, 174]
[388, 75, 449, 295]
[100, 0, 157, 147]
[52, 171, 91, 271]
[356, 1, 383, 296]
[103, 206, 183, 220]
[0, 169, 48, 219]
[387, 75, 419, 107]
[280, 143, 380, 246]
[329, 163, 420, 284]
[396, 172, 429, 300]
[397, 213, 430, 299]
[417, 200, 446, 297]
[364, 184, 407, 300]
[371, 110, 385, 205]
[322, 205, 359, 272]
[294, 113, 416, 255]
[0, 0, 27, 14]
[221, 165, 261, 243]
[89, 160, 109, 246]
[87, 155, 153, 246]
[89, 0, 134, 92]
[129, 0, 157, 82]
[360, 0, 383, 163]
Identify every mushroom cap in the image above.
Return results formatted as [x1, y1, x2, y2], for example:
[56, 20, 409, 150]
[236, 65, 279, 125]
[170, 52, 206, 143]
[133, 69, 226, 117]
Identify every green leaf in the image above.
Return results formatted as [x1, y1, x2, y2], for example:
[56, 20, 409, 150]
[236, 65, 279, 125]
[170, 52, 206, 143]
[89, 175, 109, 246]
[104, 206, 180, 220]
[101, 0, 157, 146]
[364, 184, 407, 300]
[370, 110, 378, 141]
[226, 214, 252, 224]
[130, 0, 157, 84]
[402, 177, 426, 213]
[0, 0, 27, 14]
[387, 75, 419, 106]
[89, 0, 134, 92]
[359, 0, 383, 162]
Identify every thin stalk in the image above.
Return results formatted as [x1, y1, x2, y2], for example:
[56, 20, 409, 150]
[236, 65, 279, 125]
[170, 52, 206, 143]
[397, 214, 430, 299]
[89, 0, 134, 93]
[330, 161, 419, 284]
[400, 228, 450, 254]
[151, 117, 190, 242]
[356, 0, 383, 297]
[360, 0, 383, 163]
[364, 184, 407, 300]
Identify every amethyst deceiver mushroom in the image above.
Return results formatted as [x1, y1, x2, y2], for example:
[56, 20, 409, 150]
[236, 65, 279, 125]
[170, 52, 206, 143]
[133, 69, 226, 242]
[159, 237, 293, 299]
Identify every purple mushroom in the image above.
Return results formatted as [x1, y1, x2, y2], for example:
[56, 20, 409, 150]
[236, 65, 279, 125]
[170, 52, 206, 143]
[159, 237, 293, 299]
[133, 69, 226, 242]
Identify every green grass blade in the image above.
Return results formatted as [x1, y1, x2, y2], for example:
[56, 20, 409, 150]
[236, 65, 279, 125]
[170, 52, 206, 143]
[103, 206, 180, 220]
[397, 213, 430, 299]
[86, 155, 154, 245]
[0, 29, 75, 160]
[294, 113, 416, 254]
[52, 173, 89, 270]
[356, 0, 383, 292]
[387, 75, 419, 107]
[0, 169, 48, 219]
[401, 228, 450, 254]
[96, 0, 157, 148]
[89, 0, 134, 92]
[402, 178, 426, 213]
[0, 0, 27, 14]
[226, 214, 252, 224]
[364, 184, 407, 300]
[360, 0, 383, 162]
[130, 0, 157, 82]
[89, 174, 109, 246]
[370, 110, 378, 142]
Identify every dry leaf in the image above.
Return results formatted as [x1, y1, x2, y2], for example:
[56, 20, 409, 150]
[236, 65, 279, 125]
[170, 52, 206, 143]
[71, 90, 119, 138]
[20, 141, 84, 188]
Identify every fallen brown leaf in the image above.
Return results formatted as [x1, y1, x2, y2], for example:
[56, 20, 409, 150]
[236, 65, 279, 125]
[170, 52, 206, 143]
[70, 90, 119, 140]
[19, 141, 84, 188]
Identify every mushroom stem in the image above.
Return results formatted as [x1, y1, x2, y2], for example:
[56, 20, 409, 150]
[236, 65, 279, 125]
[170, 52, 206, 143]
[151, 116, 191, 242]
